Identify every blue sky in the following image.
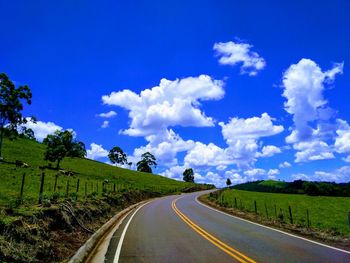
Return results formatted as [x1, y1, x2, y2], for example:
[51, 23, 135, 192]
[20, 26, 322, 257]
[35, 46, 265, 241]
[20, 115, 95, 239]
[2, 0, 350, 186]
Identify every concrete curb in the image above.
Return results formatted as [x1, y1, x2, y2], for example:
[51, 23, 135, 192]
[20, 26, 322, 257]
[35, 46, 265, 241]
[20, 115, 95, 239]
[69, 199, 151, 263]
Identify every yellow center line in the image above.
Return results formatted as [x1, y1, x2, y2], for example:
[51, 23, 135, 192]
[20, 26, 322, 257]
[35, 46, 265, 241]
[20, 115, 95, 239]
[172, 199, 257, 263]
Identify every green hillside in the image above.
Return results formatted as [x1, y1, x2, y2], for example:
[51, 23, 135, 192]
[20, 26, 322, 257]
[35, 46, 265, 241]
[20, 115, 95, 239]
[0, 137, 209, 206]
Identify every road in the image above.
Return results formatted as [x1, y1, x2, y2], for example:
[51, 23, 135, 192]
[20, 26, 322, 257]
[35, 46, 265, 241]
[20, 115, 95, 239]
[99, 191, 350, 263]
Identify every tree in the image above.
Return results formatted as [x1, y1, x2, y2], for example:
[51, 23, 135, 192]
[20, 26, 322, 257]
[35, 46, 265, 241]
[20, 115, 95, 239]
[108, 146, 128, 165]
[137, 152, 157, 173]
[183, 168, 194, 183]
[0, 73, 32, 159]
[43, 130, 86, 169]
[19, 126, 36, 141]
[226, 178, 232, 187]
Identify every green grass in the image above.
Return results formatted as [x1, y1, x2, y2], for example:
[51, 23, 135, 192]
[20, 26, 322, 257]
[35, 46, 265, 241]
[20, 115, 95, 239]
[0, 137, 205, 206]
[214, 189, 350, 236]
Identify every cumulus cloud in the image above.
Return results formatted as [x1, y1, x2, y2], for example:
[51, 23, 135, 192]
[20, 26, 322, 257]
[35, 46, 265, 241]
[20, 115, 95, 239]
[218, 113, 284, 167]
[335, 119, 350, 154]
[101, 121, 109, 128]
[213, 40, 266, 75]
[283, 59, 343, 142]
[102, 75, 224, 137]
[279, 161, 291, 168]
[243, 168, 266, 177]
[293, 140, 334, 162]
[22, 118, 63, 141]
[97, 111, 117, 118]
[184, 142, 232, 168]
[256, 145, 282, 158]
[267, 169, 280, 179]
[292, 166, 350, 183]
[86, 143, 109, 160]
[220, 113, 283, 140]
[133, 129, 194, 166]
[282, 58, 343, 162]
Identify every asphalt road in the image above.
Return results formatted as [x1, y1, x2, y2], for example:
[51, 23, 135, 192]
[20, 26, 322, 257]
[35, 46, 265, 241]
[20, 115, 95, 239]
[103, 191, 350, 263]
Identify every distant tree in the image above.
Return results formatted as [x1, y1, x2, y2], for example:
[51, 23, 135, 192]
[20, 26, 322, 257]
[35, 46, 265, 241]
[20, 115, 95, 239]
[0, 73, 33, 159]
[183, 168, 194, 183]
[19, 126, 36, 141]
[226, 178, 232, 187]
[137, 152, 157, 173]
[43, 130, 86, 169]
[108, 146, 128, 165]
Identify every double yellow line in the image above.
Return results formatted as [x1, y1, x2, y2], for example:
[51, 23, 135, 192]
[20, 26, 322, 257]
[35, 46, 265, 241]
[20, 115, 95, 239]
[172, 199, 256, 263]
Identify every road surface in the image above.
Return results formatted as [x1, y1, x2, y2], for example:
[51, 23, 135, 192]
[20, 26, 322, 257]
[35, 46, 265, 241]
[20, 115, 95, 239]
[100, 191, 350, 263]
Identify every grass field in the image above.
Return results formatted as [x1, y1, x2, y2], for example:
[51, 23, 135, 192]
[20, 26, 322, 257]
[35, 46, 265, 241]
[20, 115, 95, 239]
[0, 137, 205, 206]
[211, 189, 350, 236]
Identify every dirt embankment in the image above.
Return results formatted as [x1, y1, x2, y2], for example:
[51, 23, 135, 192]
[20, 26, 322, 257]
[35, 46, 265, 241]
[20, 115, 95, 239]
[199, 193, 350, 251]
[0, 190, 161, 263]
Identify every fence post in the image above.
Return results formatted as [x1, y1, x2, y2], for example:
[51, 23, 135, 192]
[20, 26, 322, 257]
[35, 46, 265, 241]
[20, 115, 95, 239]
[114, 183, 116, 192]
[288, 206, 293, 224]
[85, 181, 87, 197]
[76, 178, 80, 200]
[20, 172, 26, 202]
[54, 174, 58, 192]
[38, 172, 45, 204]
[307, 209, 310, 227]
[234, 197, 237, 208]
[254, 200, 257, 214]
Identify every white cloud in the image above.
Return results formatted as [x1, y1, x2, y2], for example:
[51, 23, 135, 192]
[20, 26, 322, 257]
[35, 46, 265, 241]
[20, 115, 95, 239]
[279, 161, 291, 168]
[133, 129, 194, 166]
[335, 119, 350, 154]
[213, 40, 266, 76]
[293, 140, 334, 162]
[22, 118, 63, 141]
[220, 113, 283, 140]
[267, 169, 280, 179]
[243, 168, 266, 177]
[184, 142, 232, 168]
[86, 143, 109, 160]
[161, 165, 185, 180]
[292, 166, 350, 183]
[256, 145, 281, 158]
[218, 113, 283, 168]
[101, 121, 109, 128]
[282, 58, 343, 163]
[97, 111, 117, 118]
[102, 75, 224, 137]
[282, 58, 342, 144]
[343, 156, 350, 163]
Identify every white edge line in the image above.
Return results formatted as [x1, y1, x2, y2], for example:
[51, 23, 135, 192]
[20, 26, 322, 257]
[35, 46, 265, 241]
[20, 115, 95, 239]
[113, 201, 151, 263]
[195, 195, 350, 255]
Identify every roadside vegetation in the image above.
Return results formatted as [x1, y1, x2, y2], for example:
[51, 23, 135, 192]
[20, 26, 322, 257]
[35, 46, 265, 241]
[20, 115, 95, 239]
[206, 189, 350, 238]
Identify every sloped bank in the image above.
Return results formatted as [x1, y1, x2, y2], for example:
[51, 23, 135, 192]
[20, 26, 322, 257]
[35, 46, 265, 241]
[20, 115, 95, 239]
[0, 190, 163, 263]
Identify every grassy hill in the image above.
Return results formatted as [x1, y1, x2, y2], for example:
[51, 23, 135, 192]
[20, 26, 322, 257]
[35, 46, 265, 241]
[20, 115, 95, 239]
[0, 136, 213, 262]
[0, 137, 211, 206]
[232, 179, 350, 196]
[209, 189, 350, 236]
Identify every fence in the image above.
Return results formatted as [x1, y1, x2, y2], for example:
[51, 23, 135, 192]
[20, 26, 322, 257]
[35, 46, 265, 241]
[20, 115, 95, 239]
[210, 190, 350, 231]
[1, 171, 184, 207]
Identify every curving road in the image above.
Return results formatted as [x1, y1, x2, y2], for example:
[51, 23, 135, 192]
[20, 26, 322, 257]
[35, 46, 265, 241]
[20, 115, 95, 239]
[100, 191, 350, 263]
